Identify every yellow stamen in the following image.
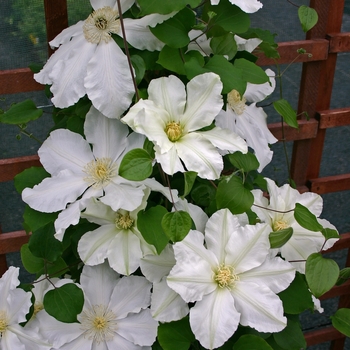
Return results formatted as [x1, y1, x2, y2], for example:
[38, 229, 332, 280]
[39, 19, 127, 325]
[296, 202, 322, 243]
[165, 122, 182, 142]
[214, 264, 239, 289]
[227, 89, 246, 115]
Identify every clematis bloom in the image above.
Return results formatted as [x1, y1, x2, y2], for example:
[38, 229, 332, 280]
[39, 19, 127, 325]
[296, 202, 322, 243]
[167, 209, 295, 349]
[122, 73, 247, 180]
[210, 0, 263, 13]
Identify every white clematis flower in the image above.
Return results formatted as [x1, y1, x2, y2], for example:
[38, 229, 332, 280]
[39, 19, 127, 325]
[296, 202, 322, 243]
[78, 191, 157, 275]
[0, 267, 51, 350]
[216, 68, 277, 172]
[122, 73, 247, 180]
[167, 209, 295, 349]
[34, 0, 174, 118]
[210, 0, 263, 13]
[35, 262, 158, 349]
[22, 107, 171, 240]
[252, 178, 339, 273]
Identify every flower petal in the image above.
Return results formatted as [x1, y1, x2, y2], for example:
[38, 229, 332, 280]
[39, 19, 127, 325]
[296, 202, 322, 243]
[49, 21, 84, 48]
[155, 144, 185, 176]
[176, 133, 223, 179]
[182, 73, 223, 132]
[234, 34, 262, 53]
[190, 289, 240, 349]
[232, 281, 287, 332]
[244, 69, 276, 102]
[85, 41, 134, 118]
[228, 0, 263, 13]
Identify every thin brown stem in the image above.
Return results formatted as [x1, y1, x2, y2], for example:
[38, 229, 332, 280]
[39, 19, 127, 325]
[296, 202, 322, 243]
[253, 203, 295, 214]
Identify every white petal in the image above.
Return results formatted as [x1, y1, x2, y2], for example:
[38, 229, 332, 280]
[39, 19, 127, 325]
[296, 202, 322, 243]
[90, 0, 116, 10]
[147, 75, 186, 121]
[198, 126, 248, 154]
[239, 256, 295, 293]
[228, 0, 263, 13]
[167, 230, 217, 303]
[205, 209, 241, 264]
[234, 35, 262, 53]
[115, 309, 158, 346]
[155, 144, 185, 176]
[182, 73, 223, 132]
[81, 198, 115, 225]
[233, 281, 287, 332]
[190, 289, 240, 349]
[151, 278, 189, 322]
[142, 178, 179, 204]
[85, 41, 134, 118]
[107, 230, 143, 275]
[0, 267, 20, 298]
[318, 218, 339, 250]
[49, 36, 96, 108]
[80, 262, 120, 307]
[111, 0, 135, 13]
[22, 170, 88, 213]
[123, 13, 176, 51]
[2, 327, 28, 350]
[176, 133, 223, 180]
[38, 128, 93, 176]
[244, 69, 276, 102]
[109, 276, 151, 318]
[140, 245, 176, 283]
[78, 225, 116, 266]
[85, 107, 129, 160]
[49, 21, 84, 48]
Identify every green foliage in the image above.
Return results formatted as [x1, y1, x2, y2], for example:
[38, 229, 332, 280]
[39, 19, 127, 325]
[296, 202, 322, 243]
[182, 171, 197, 198]
[298, 5, 318, 32]
[336, 267, 350, 286]
[137, 0, 201, 15]
[233, 335, 273, 350]
[269, 227, 293, 249]
[44, 284, 84, 323]
[294, 203, 323, 231]
[210, 33, 237, 60]
[161, 211, 192, 242]
[331, 308, 350, 337]
[14, 166, 49, 193]
[0, 100, 43, 124]
[228, 151, 260, 173]
[273, 317, 306, 350]
[273, 99, 298, 129]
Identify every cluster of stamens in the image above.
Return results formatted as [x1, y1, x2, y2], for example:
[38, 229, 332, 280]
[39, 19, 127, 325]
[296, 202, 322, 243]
[165, 122, 183, 142]
[214, 264, 239, 289]
[83, 7, 121, 44]
[115, 211, 134, 230]
[83, 157, 118, 189]
[0, 311, 9, 337]
[227, 89, 247, 115]
[272, 219, 290, 231]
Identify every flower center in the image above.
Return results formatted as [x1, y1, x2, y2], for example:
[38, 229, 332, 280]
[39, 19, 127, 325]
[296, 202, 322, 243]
[165, 122, 183, 142]
[84, 157, 118, 189]
[227, 89, 246, 115]
[273, 219, 290, 232]
[33, 301, 44, 317]
[80, 304, 117, 343]
[115, 211, 134, 230]
[0, 311, 9, 336]
[214, 264, 239, 289]
[83, 7, 121, 44]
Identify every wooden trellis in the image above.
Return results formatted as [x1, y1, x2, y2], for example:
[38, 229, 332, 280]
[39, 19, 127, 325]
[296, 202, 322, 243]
[0, 0, 349, 348]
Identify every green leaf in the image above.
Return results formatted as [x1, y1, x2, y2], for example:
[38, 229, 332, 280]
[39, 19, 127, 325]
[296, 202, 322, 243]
[331, 308, 350, 337]
[161, 211, 192, 242]
[273, 99, 298, 129]
[0, 99, 43, 124]
[119, 148, 153, 181]
[233, 335, 273, 350]
[269, 227, 293, 249]
[137, 206, 169, 254]
[273, 318, 306, 350]
[305, 253, 339, 298]
[14, 166, 49, 193]
[216, 175, 254, 214]
[336, 267, 350, 286]
[183, 171, 197, 197]
[298, 5, 318, 32]
[207, 0, 250, 33]
[157, 316, 195, 350]
[44, 284, 84, 323]
[28, 223, 63, 262]
[321, 227, 340, 240]
[294, 203, 323, 232]
[210, 33, 237, 60]
[191, 182, 216, 207]
[278, 272, 314, 314]
[228, 151, 259, 172]
[23, 205, 58, 233]
[131, 55, 146, 84]
[233, 58, 269, 85]
[150, 8, 195, 48]
[21, 243, 44, 274]
[138, 0, 201, 15]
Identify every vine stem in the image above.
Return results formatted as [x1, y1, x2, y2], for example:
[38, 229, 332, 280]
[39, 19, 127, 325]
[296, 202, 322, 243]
[253, 203, 295, 214]
[115, 0, 140, 102]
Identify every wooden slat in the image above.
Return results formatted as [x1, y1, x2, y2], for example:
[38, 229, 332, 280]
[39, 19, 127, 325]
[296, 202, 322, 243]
[0, 68, 43, 95]
[320, 280, 350, 300]
[255, 39, 329, 66]
[268, 119, 318, 141]
[0, 155, 41, 182]
[316, 107, 350, 129]
[327, 32, 350, 53]
[304, 327, 345, 346]
[0, 231, 30, 255]
[309, 174, 350, 194]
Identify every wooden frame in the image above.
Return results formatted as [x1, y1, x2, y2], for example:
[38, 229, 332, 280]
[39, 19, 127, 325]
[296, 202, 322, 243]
[0, 0, 349, 348]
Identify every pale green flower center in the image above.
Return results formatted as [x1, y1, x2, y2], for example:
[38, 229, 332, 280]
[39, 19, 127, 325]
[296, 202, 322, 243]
[165, 122, 183, 142]
[227, 89, 246, 115]
[214, 264, 239, 289]
[273, 219, 290, 231]
[84, 157, 118, 189]
[0, 310, 9, 335]
[80, 304, 117, 343]
[115, 211, 134, 230]
[33, 301, 44, 317]
[83, 7, 121, 44]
